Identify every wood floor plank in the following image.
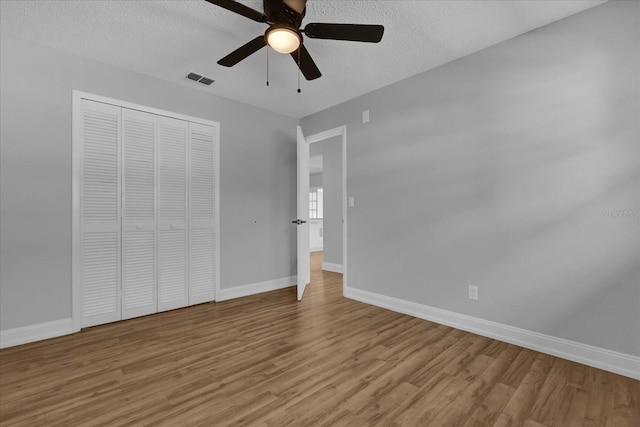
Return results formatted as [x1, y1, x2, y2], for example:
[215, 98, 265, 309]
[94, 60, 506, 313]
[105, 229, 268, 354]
[492, 354, 556, 426]
[1, 252, 638, 426]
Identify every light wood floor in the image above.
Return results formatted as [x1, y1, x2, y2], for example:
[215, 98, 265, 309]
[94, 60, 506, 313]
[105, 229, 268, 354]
[1, 252, 638, 426]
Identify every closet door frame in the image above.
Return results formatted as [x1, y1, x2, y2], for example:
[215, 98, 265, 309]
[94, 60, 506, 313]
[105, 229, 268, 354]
[72, 90, 220, 332]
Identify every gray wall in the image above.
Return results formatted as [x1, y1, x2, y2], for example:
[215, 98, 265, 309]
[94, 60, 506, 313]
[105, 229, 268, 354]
[310, 137, 343, 266]
[300, 1, 639, 356]
[0, 35, 297, 331]
[310, 172, 323, 189]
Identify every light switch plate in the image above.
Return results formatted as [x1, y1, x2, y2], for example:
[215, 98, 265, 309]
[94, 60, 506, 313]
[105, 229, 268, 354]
[468, 285, 478, 300]
[362, 110, 370, 123]
[348, 196, 355, 207]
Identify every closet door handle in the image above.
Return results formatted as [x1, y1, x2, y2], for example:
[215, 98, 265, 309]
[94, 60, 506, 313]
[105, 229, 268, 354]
[136, 225, 143, 231]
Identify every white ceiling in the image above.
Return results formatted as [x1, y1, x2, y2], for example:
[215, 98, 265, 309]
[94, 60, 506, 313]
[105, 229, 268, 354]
[1, 0, 606, 119]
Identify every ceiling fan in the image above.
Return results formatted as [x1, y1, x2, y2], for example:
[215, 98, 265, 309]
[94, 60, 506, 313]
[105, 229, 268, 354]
[206, 0, 385, 81]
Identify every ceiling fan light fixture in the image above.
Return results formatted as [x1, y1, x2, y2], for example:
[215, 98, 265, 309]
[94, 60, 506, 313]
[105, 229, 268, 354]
[266, 26, 301, 54]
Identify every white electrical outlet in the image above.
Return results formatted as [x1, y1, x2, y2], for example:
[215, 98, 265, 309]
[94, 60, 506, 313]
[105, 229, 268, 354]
[468, 285, 479, 301]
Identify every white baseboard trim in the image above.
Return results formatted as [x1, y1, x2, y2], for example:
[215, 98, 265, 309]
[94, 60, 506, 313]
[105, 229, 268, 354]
[0, 277, 297, 347]
[322, 262, 343, 274]
[344, 286, 640, 380]
[1, 318, 75, 349]
[217, 276, 297, 302]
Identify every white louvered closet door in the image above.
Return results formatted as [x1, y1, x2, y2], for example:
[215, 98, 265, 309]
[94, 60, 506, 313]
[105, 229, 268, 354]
[157, 116, 189, 311]
[80, 100, 122, 328]
[189, 122, 217, 304]
[121, 108, 157, 320]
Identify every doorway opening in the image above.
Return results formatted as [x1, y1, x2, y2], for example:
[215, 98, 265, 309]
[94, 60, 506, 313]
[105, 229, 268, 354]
[296, 125, 347, 300]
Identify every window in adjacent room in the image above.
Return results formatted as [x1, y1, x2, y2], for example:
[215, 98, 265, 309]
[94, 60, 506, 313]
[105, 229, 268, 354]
[309, 188, 323, 219]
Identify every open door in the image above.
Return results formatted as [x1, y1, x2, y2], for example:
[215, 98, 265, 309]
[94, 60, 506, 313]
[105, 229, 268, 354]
[295, 126, 310, 300]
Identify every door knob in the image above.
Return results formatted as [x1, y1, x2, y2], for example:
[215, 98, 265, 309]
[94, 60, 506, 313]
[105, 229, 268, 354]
[291, 219, 307, 225]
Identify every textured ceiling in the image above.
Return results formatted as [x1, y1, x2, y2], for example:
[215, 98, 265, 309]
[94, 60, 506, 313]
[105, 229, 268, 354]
[1, 0, 606, 119]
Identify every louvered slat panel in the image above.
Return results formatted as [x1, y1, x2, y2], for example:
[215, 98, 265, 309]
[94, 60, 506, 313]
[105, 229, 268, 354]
[158, 120, 187, 220]
[122, 230, 156, 315]
[123, 116, 155, 222]
[190, 129, 215, 220]
[190, 228, 214, 299]
[82, 110, 119, 223]
[159, 230, 188, 305]
[82, 232, 119, 317]
[159, 122, 187, 221]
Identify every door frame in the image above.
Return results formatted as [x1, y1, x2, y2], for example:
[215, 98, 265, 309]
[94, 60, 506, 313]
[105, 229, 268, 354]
[71, 90, 220, 332]
[301, 125, 348, 295]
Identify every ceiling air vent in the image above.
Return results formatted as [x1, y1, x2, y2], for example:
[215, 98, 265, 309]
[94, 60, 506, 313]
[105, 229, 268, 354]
[186, 72, 214, 85]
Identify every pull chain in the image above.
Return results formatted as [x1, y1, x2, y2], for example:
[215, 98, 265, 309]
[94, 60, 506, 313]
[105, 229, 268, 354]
[297, 47, 301, 93]
[266, 46, 270, 86]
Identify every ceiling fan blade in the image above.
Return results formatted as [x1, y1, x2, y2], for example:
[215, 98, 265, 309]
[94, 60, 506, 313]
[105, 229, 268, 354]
[218, 36, 267, 67]
[290, 44, 321, 81]
[205, 0, 267, 23]
[303, 23, 384, 43]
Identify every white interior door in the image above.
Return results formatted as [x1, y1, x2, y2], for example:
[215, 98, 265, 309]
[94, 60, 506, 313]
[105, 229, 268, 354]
[188, 122, 216, 304]
[157, 116, 189, 311]
[121, 108, 157, 320]
[296, 126, 310, 300]
[79, 100, 122, 328]
[74, 92, 220, 329]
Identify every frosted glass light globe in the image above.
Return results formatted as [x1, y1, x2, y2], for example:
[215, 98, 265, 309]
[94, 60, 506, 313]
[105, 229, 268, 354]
[267, 27, 301, 54]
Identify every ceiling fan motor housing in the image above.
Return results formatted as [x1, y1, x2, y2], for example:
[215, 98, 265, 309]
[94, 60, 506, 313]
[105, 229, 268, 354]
[264, 0, 305, 28]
